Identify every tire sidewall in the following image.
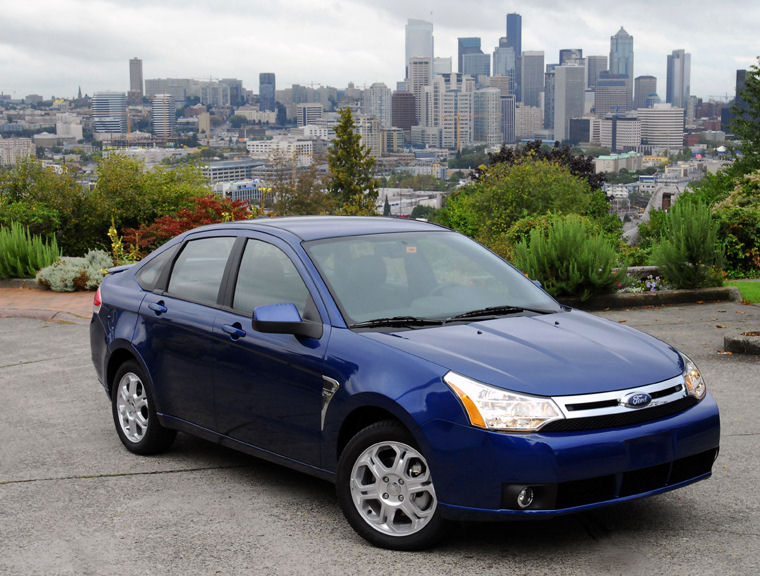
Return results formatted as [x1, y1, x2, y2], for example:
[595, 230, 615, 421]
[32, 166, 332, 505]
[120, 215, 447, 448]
[336, 420, 446, 550]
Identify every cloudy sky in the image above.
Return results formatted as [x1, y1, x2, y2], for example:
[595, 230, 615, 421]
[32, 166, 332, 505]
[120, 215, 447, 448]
[2, 0, 758, 101]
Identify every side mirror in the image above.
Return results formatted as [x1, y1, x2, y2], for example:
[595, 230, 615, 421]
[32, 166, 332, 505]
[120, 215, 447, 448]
[253, 302, 323, 339]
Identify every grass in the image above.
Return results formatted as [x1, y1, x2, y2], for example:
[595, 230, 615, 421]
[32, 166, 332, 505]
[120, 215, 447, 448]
[726, 280, 760, 303]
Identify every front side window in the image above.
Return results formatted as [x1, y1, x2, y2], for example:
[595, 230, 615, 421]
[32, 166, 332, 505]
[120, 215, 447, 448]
[233, 239, 311, 317]
[167, 237, 235, 306]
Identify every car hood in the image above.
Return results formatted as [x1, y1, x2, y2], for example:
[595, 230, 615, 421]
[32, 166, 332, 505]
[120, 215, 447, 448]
[360, 309, 683, 396]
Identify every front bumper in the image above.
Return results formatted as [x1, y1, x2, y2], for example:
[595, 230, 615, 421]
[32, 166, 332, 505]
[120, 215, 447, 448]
[422, 393, 720, 521]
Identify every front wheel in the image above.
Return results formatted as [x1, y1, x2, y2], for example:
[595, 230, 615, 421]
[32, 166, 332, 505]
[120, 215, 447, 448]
[336, 421, 447, 550]
[111, 360, 176, 455]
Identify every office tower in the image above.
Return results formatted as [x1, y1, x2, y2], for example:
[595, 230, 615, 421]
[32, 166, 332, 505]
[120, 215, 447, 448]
[221, 78, 244, 107]
[92, 91, 127, 133]
[521, 51, 544, 107]
[599, 115, 641, 152]
[129, 58, 143, 104]
[362, 83, 392, 128]
[493, 38, 516, 81]
[559, 49, 583, 65]
[259, 73, 276, 112]
[634, 75, 657, 109]
[595, 72, 632, 116]
[501, 95, 516, 143]
[433, 57, 452, 75]
[391, 91, 416, 137]
[441, 90, 473, 151]
[506, 13, 522, 99]
[405, 19, 434, 79]
[586, 55, 607, 89]
[296, 103, 323, 127]
[200, 82, 230, 107]
[408, 57, 433, 124]
[609, 27, 633, 105]
[458, 37, 482, 74]
[735, 69, 748, 110]
[152, 94, 176, 138]
[474, 88, 502, 146]
[462, 53, 490, 78]
[666, 49, 691, 109]
[553, 65, 585, 141]
[638, 103, 685, 151]
[544, 64, 557, 130]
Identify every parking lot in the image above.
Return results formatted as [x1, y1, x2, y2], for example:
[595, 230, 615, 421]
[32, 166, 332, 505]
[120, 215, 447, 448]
[1, 301, 759, 575]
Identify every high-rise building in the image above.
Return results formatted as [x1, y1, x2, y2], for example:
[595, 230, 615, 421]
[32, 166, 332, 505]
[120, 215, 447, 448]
[433, 57, 452, 75]
[600, 115, 641, 152]
[259, 73, 276, 112]
[493, 38, 517, 92]
[544, 64, 557, 130]
[92, 91, 127, 134]
[553, 65, 585, 141]
[362, 83, 392, 128]
[129, 58, 143, 104]
[221, 78, 244, 107]
[595, 72, 632, 116]
[200, 82, 230, 107]
[501, 95, 516, 144]
[405, 19, 434, 79]
[506, 13, 522, 100]
[638, 103, 685, 151]
[441, 90, 473, 151]
[462, 53, 490, 78]
[391, 91, 416, 138]
[152, 94, 176, 138]
[586, 55, 607, 89]
[408, 57, 433, 125]
[559, 49, 583, 66]
[458, 37, 482, 74]
[609, 27, 634, 104]
[296, 103, 323, 127]
[666, 49, 691, 109]
[521, 51, 544, 107]
[473, 87, 502, 147]
[634, 75, 657, 110]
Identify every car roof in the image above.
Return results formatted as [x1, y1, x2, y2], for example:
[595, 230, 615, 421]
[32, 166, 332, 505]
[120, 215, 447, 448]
[197, 216, 447, 241]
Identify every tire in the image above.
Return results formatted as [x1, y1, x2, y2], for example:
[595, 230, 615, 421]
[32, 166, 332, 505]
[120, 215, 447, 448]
[336, 420, 447, 550]
[111, 360, 176, 455]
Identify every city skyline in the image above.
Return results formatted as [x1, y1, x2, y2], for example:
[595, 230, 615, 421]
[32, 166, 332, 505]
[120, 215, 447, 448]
[2, 0, 758, 101]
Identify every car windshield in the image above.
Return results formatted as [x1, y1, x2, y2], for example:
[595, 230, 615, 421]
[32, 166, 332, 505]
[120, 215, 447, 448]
[304, 230, 561, 327]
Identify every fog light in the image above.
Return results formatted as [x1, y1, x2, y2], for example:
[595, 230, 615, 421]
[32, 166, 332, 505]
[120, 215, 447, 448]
[517, 487, 534, 509]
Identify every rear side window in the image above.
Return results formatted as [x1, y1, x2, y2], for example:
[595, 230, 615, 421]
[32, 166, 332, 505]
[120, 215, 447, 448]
[167, 237, 235, 306]
[136, 245, 178, 291]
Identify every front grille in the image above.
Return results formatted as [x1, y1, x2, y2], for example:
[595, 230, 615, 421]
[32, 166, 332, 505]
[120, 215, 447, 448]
[541, 397, 698, 432]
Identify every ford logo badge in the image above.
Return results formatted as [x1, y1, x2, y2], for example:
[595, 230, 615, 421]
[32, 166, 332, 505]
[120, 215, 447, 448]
[621, 392, 652, 409]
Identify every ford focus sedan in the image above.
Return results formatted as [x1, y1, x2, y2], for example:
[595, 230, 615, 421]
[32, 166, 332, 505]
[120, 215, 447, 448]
[90, 216, 720, 550]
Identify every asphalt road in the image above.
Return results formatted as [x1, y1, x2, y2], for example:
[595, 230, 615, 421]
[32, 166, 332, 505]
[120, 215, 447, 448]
[1, 302, 759, 576]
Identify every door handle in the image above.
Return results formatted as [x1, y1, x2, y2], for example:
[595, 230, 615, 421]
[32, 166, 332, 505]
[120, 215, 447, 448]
[222, 323, 246, 340]
[148, 302, 167, 315]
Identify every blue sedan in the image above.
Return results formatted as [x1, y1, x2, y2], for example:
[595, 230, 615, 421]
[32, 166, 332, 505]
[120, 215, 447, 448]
[90, 216, 720, 550]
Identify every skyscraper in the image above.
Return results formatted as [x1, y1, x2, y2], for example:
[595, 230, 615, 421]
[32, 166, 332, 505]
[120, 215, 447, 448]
[392, 91, 417, 138]
[609, 27, 634, 107]
[586, 55, 607, 89]
[92, 92, 127, 134]
[129, 57, 143, 104]
[559, 49, 583, 65]
[408, 57, 433, 125]
[462, 53, 490, 78]
[458, 37, 482, 74]
[152, 94, 176, 138]
[473, 87, 502, 146]
[506, 13, 522, 99]
[634, 75, 657, 109]
[595, 72, 632, 116]
[493, 38, 517, 94]
[405, 19, 434, 79]
[553, 65, 585, 141]
[520, 51, 544, 107]
[666, 49, 691, 109]
[259, 73, 276, 112]
[362, 83, 392, 128]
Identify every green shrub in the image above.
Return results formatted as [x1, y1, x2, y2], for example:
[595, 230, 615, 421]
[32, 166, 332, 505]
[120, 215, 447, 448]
[0, 222, 61, 279]
[36, 250, 113, 292]
[651, 201, 724, 289]
[512, 215, 626, 301]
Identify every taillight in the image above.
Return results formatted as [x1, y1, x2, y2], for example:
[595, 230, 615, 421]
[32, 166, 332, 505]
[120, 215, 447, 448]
[93, 286, 102, 314]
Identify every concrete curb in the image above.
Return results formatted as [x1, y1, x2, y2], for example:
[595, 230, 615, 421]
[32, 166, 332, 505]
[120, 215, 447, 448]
[559, 286, 742, 311]
[724, 331, 760, 355]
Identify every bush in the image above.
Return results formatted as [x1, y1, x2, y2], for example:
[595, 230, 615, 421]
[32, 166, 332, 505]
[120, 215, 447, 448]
[36, 250, 113, 292]
[0, 221, 61, 279]
[651, 201, 724, 289]
[512, 215, 626, 301]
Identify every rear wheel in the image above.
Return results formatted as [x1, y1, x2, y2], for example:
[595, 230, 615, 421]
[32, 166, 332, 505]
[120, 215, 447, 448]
[336, 420, 446, 550]
[111, 361, 176, 455]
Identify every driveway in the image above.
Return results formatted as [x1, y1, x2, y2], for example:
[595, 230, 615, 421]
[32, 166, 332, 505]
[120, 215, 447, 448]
[1, 301, 759, 575]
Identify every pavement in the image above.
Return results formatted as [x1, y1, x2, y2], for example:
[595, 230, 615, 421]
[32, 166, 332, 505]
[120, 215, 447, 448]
[1, 283, 759, 575]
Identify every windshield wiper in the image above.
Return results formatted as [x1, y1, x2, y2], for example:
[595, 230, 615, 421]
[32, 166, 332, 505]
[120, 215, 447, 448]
[444, 305, 553, 324]
[350, 316, 443, 330]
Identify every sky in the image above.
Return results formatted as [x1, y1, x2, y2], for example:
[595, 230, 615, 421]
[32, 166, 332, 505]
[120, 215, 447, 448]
[2, 0, 758, 101]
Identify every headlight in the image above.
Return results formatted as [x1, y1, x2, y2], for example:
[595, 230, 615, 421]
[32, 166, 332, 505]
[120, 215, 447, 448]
[682, 354, 707, 400]
[444, 371, 563, 432]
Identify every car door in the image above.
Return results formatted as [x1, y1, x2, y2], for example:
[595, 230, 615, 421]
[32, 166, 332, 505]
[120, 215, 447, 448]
[136, 234, 236, 431]
[213, 235, 330, 466]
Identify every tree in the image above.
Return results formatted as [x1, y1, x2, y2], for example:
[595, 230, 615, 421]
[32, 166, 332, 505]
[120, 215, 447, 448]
[326, 107, 378, 215]
[731, 58, 760, 172]
[383, 196, 391, 217]
[271, 154, 334, 216]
